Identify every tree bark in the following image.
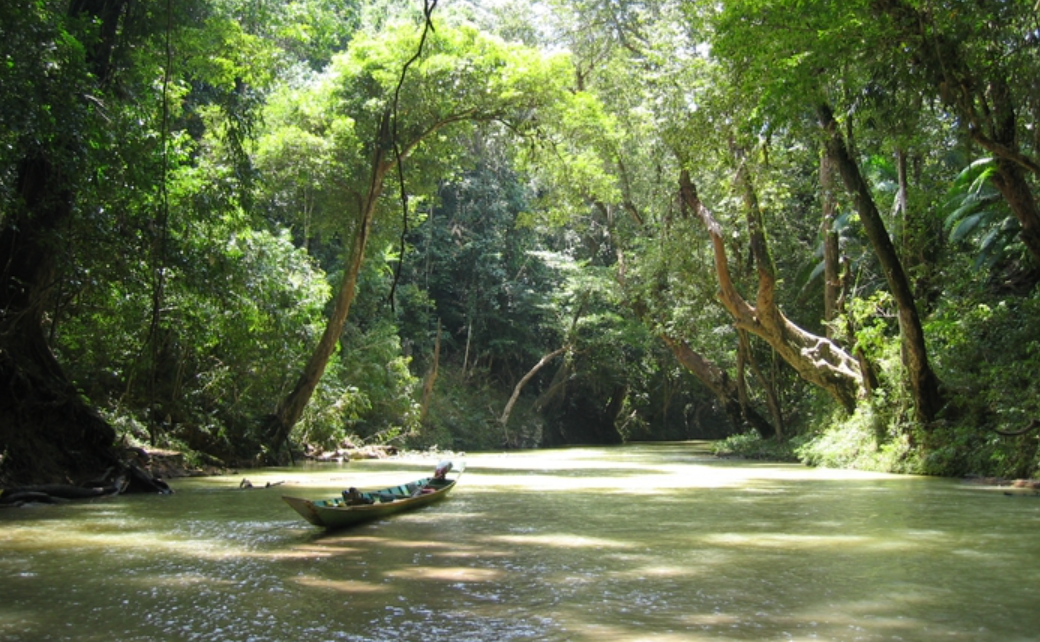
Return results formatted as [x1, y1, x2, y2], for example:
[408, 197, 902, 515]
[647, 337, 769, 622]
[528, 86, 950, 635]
[0, 0, 132, 486]
[738, 329, 784, 438]
[419, 318, 441, 423]
[819, 104, 942, 423]
[500, 346, 567, 438]
[659, 334, 775, 439]
[265, 113, 395, 450]
[679, 169, 863, 413]
[820, 153, 841, 338]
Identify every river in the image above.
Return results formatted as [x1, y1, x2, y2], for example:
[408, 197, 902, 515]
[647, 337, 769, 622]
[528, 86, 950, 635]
[1, 442, 1038, 641]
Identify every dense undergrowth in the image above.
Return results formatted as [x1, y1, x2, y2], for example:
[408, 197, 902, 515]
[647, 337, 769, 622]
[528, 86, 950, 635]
[715, 281, 1040, 479]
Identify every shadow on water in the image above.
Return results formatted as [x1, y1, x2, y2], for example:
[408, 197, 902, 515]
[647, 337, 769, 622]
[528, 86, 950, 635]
[2, 443, 1040, 641]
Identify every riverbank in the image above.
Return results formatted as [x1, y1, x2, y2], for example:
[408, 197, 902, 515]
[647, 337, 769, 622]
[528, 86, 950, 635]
[712, 431, 1040, 488]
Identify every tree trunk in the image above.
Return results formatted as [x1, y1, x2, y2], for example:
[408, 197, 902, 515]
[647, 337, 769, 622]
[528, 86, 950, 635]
[738, 329, 784, 438]
[821, 153, 841, 338]
[265, 112, 395, 451]
[819, 104, 942, 424]
[601, 384, 628, 444]
[0, 200, 119, 484]
[419, 318, 441, 423]
[679, 169, 864, 412]
[500, 346, 567, 438]
[660, 334, 776, 439]
[0, 0, 133, 486]
[461, 320, 472, 378]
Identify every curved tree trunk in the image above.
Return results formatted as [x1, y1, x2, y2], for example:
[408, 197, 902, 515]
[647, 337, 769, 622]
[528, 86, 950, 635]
[819, 105, 942, 424]
[500, 346, 567, 435]
[659, 334, 776, 439]
[264, 113, 395, 451]
[678, 169, 863, 412]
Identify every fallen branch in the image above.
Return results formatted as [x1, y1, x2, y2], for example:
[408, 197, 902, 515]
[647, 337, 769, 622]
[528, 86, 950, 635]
[500, 346, 568, 439]
[994, 419, 1040, 437]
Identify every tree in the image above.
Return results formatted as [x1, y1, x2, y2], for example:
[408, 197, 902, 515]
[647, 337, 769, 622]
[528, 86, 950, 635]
[0, 0, 136, 484]
[703, 0, 949, 423]
[0, 0, 301, 480]
[819, 105, 942, 423]
[263, 19, 578, 452]
[870, 0, 1040, 266]
[678, 168, 864, 412]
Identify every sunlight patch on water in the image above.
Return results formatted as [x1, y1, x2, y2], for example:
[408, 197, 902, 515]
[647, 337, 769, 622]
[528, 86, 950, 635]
[149, 572, 231, 588]
[265, 543, 366, 559]
[385, 566, 504, 582]
[0, 522, 234, 558]
[435, 547, 513, 560]
[701, 531, 887, 550]
[293, 575, 390, 593]
[460, 461, 902, 497]
[611, 564, 698, 579]
[488, 532, 633, 549]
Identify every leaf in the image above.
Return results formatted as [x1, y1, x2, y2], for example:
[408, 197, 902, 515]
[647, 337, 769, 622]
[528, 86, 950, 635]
[949, 212, 984, 243]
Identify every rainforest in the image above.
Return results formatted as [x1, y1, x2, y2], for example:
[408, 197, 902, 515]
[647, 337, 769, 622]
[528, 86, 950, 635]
[2, 0, 1040, 489]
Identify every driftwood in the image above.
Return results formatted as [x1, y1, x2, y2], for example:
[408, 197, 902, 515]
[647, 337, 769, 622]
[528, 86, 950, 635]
[239, 479, 285, 490]
[0, 483, 115, 506]
[0, 491, 67, 505]
[0, 457, 171, 506]
[123, 460, 172, 494]
[15, 485, 112, 499]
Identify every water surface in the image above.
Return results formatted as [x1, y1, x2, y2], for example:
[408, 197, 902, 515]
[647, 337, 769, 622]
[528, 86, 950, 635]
[2, 442, 1038, 641]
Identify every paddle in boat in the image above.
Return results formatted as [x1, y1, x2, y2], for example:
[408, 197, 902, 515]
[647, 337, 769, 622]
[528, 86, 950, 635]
[282, 460, 463, 529]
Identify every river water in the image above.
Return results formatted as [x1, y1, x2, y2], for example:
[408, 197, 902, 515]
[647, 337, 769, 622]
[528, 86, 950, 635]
[1, 442, 1038, 641]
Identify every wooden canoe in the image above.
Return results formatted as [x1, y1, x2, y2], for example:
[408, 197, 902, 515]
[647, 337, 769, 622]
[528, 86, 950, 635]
[282, 466, 460, 530]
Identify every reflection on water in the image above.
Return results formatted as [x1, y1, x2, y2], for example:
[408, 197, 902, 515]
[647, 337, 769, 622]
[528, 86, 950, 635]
[2, 442, 1040, 641]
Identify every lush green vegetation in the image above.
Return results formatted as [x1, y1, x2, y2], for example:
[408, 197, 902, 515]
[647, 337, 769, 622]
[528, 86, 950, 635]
[1, 0, 1039, 485]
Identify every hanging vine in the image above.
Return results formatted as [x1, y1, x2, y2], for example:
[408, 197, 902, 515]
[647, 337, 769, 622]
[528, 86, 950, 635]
[387, 0, 438, 310]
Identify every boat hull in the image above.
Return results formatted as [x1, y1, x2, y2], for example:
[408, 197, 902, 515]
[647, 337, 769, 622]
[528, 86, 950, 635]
[282, 477, 457, 529]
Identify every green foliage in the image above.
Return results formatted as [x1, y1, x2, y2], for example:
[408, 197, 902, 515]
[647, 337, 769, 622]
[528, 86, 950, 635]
[943, 158, 1022, 270]
[56, 224, 333, 455]
[417, 367, 510, 452]
[795, 404, 918, 473]
[929, 294, 1040, 442]
[269, 0, 361, 70]
[337, 319, 421, 439]
[711, 431, 803, 462]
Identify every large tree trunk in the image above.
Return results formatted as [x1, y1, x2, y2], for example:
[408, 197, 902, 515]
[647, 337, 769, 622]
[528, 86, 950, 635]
[819, 104, 942, 424]
[0, 0, 132, 486]
[0, 157, 120, 485]
[678, 169, 864, 412]
[500, 346, 567, 435]
[264, 113, 395, 451]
